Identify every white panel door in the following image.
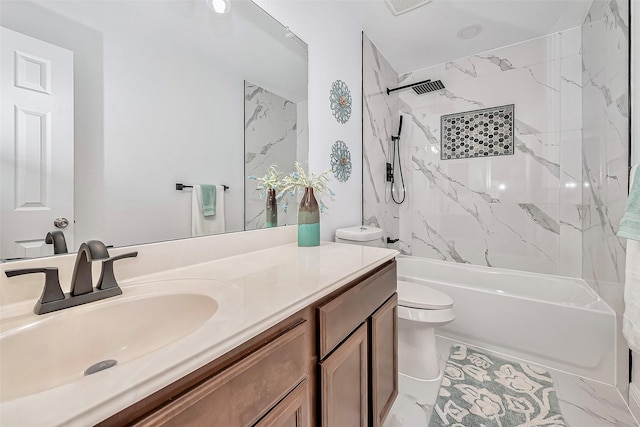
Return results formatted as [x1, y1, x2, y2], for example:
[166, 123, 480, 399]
[0, 27, 74, 259]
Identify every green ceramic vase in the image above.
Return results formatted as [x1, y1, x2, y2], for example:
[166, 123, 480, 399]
[265, 188, 277, 228]
[298, 187, 320, 246]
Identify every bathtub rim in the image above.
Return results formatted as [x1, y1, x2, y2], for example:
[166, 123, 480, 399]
[396, 255, 615, 315]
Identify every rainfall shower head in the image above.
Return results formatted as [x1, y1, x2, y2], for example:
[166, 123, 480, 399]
[387, 79, 446, 96]
[412, 80, 445, 94]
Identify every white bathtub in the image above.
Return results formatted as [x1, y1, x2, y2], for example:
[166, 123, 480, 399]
[397, 256, 617, 385]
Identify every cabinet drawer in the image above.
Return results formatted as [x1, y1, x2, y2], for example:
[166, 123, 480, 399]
[135, 320, 309, 427]
[317, 261, 396, 359]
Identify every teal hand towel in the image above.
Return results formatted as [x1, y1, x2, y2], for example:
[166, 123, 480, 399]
[200, 184, 217, 217]
[618, 166, 640, 240]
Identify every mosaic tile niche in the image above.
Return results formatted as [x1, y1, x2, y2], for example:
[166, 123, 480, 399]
[440, 104, 514, 160]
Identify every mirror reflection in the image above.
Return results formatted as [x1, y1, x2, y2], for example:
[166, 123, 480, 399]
[244, 81, 307, 230]
[0, 0, 308, 261]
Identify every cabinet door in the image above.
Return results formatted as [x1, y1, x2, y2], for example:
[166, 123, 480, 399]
[320, 323, 368, 427]
[371, 294, 398, 427]
[254, 378, 310, 427]
[135, 321, 309, 427]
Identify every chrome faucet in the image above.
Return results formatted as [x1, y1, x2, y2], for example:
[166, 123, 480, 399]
[5, 240, 137, 315]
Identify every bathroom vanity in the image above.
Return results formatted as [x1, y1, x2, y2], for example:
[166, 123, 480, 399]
[101, 259, 397, 427]
[0, 227, 398, 426]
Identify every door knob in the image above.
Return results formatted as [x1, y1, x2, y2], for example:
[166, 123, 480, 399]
[53, 217, 69, 229]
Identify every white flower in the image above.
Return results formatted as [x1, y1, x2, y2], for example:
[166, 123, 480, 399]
[455, 384, 505, 419]
[503, 394, 535, 415]
[279, 162, 334, 210]
[444, 365, 465, 381]
[450, 345, 468, 361]
[462, 364, 491, 382]
[494, 364, 543, 394]
[437, 400, 469, 423]
[468, 352, 493, 369]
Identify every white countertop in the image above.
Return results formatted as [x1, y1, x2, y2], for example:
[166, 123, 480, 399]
[0, 241, 397, 426]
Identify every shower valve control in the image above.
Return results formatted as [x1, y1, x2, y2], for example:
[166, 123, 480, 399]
[386, 163, 393, 182]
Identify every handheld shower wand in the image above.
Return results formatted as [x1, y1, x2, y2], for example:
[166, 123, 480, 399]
[389, 115, 406, 204]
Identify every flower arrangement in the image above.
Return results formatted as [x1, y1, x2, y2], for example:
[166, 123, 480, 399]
[248, 165, 283, 198]
[248, 162, 334, 215]
[279, 161, 334, 212]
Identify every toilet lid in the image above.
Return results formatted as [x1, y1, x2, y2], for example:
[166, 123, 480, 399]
[397, 280, 453, 310]
[335, 226, 383, 242]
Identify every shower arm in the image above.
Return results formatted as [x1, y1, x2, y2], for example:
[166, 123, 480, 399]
[387, 79, 432, 95]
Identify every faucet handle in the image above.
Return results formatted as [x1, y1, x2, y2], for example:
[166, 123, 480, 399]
[97, 251, 138, 291]
[5, 267, 66, 306]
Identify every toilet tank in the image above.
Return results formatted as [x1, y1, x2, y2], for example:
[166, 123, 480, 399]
[334, 226, 385, 247]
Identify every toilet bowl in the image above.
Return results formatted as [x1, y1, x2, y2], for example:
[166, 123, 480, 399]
[335, 225, 385, 247]
[397, 280, 455, 404]
[334, 226, 456, 404]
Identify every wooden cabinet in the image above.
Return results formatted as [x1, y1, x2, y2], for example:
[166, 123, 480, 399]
[254, 378, 310, 427]
[101, 260, 397, 427]
[318, 262, 398, 427]
[371, 294, 398, 427]
[134, 320, 311, 427]
[320, 323, 368, 427]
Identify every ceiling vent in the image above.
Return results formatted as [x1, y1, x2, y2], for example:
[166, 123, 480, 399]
[384, 0, 432, 16]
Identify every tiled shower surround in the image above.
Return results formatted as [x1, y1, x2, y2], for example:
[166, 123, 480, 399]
[365, 27, 586, 276]
[363, 0, 629, 283]
[582, 0, 629, 295]
[363, 0, 629, 391]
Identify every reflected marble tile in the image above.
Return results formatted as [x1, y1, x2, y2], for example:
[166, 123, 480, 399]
[244, 82, 298, 229]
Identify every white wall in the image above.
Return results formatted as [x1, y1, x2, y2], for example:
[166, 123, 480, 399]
[100, 28, 245, 247]
[254, 0, 363, 240]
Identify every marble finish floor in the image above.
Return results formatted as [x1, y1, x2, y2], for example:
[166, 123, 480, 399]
[384, 337, 638, 427]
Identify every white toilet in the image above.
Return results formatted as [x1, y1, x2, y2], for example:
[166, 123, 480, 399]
[335, 225, 385, 246]
[396, 280, 455, 403]
[334, 226, 456, 404]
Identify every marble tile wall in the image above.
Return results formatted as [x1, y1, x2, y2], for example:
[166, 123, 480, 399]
[363, 9, 629, 281]
[362, 35, 401, 244]
[582, 0, 629, 291]
[244, 81, 298, 229]
[581, 0, 630, 394]
[391, 27, 584, 277]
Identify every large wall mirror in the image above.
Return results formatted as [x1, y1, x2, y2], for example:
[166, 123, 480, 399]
[0, 0, 308, 261]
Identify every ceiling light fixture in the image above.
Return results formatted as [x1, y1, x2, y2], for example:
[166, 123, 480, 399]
[206, 0, 230, 14]
[457, 24, 483, 40]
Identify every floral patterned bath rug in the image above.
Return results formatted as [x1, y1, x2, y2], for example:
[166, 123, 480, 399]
[429, 345, 565, 427]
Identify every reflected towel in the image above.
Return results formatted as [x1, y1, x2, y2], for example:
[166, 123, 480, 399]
[618, 166, 640, 240]
[623, 165, 640, 352]
[191, 185, 225, 237]
[200, 184, 217, 217]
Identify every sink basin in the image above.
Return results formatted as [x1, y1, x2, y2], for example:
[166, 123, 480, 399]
[0, 280, 219, 402]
